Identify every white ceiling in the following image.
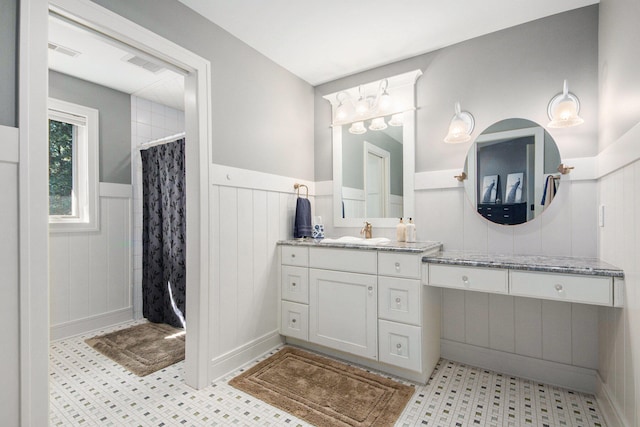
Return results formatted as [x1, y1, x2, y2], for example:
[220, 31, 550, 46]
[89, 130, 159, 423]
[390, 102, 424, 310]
[47, 0, 598, 109]
[48, 15, 185, 110]
[178, 0, 598, 86]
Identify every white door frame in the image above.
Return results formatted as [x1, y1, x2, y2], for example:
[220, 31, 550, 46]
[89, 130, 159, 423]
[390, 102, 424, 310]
[363, 142, 390, 218]
[20, 0, 212, 424]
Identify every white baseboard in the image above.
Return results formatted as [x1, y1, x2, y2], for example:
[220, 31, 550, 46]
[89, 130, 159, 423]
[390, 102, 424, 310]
[596, 373, 628, 427]
[441, 339, 597, 393]
[50, 307, 133, 341]
[209, 331, 284, 382]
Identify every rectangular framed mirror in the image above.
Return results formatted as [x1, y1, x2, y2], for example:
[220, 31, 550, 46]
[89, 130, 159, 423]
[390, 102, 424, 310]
[324, 70, 422, 228]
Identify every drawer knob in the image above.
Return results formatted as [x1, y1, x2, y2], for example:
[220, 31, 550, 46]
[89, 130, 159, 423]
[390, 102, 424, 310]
[291, 318, 296, 323]
[292, 282, 296, 287]
[462, 275, 469, 286]
[395, 297, 401, 304]
[555, 284, 565, 295]
[291, 254, 296, 258]
[396, 343, 402, 349]
[395, 262, 401, 271]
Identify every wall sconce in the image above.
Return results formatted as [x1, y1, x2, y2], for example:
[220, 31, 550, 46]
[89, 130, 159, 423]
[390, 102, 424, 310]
[444, 102, 475, 143]
[547, 80, 584, 128]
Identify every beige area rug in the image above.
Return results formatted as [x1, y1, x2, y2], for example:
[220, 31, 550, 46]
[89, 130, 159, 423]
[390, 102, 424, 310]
[229, 347, 414, 427]
[85, 322, 185, 376]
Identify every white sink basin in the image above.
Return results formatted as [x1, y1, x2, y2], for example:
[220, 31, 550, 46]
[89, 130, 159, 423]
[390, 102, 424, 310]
[321, 236, 391, 245]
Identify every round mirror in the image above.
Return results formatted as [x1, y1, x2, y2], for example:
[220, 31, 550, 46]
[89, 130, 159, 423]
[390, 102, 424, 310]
[463, 118, 561, 226]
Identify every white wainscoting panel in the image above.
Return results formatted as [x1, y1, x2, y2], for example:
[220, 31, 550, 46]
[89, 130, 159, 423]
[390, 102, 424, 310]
[49, 184, 132, 339]
[597, 158, 640, 427]
[440, 289, 599, 373]
[209, 175, 302, 374]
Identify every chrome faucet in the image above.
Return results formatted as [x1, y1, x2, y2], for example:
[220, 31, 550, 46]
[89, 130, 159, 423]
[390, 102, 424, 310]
[360, 221, 372, 239]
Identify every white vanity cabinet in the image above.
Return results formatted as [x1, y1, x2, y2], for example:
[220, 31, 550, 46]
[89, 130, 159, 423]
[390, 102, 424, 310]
[279, 246, 309, 340]
[424, 253, 624, 307]
[278, 242, 442, 383]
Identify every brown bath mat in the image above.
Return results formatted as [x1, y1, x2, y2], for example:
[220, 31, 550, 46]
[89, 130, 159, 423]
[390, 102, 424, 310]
[85, 322, 185, 376]
[229, 347, 414, 427]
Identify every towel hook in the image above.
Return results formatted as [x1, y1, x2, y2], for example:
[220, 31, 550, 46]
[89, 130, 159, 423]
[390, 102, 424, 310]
[557, 163, 574, 175]
[294, 183, 309, 198]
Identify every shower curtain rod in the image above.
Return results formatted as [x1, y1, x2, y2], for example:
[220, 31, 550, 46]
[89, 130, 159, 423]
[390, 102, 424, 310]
[138, 132, 186, 150]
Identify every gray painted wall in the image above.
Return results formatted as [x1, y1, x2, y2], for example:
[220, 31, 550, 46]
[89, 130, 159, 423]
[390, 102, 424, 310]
[0, 0, 17, 126]
[599, 0, 640, 151]
[49, 71, 132, 184]
[315, 6, 599, 181]
[91, 0, 315, 181]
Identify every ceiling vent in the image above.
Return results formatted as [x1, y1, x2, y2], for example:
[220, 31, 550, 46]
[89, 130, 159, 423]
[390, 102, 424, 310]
[48, 42, 81, 58]
[122, 54, 165, 74]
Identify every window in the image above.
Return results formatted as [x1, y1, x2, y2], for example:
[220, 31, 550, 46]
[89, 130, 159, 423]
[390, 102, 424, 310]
[48, 98, 99, 232]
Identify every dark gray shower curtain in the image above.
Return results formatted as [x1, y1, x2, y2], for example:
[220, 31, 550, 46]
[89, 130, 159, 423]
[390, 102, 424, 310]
[141, 138, 186, 328]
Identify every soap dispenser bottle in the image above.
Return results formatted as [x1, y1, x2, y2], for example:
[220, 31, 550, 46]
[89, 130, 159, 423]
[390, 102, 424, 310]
[396, 218, 406, 242]
[406, 218, 416, 243]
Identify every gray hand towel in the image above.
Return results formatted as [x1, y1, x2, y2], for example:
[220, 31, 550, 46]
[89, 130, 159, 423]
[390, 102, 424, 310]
[294, 198, 313, 238]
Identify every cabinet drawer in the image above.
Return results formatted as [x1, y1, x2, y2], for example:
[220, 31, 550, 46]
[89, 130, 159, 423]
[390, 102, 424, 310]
[378, 320, 422, 372]
[281, 301, 308, 340]
[378, 252, 421, 279]
[281, 265, 309, 304]
[428, 264, 508, 294]
[510, 271, 613, 306]
[309, 247, 377, 274]
[378, 277, 421, 325]
[281, 246, 308, 267]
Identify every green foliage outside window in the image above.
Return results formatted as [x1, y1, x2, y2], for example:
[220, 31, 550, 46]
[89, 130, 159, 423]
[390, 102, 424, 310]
[49, 119, 74, 216]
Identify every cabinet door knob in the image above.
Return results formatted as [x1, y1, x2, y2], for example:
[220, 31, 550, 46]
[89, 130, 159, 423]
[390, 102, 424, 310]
[292, 282, 296, 287]
[462, 275, 469, 286]
[395, 297, 401, 304]
[368, 286, 373, 295]
[555, 284, 565, 295]
[291, 254, 296, 258]
[395, 262, 401, 271]
[291, 318, 296, 323]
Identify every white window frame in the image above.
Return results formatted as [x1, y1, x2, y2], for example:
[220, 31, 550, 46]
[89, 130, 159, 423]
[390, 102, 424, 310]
[48, 97, 100, 232]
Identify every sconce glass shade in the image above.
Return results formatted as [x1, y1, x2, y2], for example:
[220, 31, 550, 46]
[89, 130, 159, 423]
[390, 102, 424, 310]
[349, 121, 367, 134]
[444, 102, 475, 144]
[547, 80, 584, 128]
[369, 117, 388, 131]
[388, 113, 403, 127]
[335, 102, 348, 122]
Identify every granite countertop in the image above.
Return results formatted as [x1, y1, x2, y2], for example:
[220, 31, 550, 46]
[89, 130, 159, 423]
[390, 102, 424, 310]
[278, 238, 442, 254]
[422, 250, 624, 278]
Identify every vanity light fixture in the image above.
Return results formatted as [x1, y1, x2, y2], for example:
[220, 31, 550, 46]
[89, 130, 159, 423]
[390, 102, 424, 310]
[335, 79, 393, 129]
[547, 80, 584, 128]
[444, 102, 475, 144]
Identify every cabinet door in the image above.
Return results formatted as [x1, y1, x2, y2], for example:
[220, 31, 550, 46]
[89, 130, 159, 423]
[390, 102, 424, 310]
[309, 269, 377, 360]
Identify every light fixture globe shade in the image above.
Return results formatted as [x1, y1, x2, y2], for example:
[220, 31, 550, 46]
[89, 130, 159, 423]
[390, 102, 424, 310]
[378, 91, 392, 114]
[355, 97, 369, 116]
[335, 102, 348, 122]
[444, 117, 472, 143]
[388, 113, 403, 127]
[349, 121, 367, 134]
[369, 117, 388, 131]
[548, 97, 584, 128]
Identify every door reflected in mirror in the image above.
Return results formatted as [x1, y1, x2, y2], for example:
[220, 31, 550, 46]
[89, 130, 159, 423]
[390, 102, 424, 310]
[341, 114, 403, 219]
[464, 118, 561, 226]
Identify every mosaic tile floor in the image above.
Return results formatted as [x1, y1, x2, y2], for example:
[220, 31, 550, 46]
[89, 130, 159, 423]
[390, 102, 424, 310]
[50, 320, 606, 426]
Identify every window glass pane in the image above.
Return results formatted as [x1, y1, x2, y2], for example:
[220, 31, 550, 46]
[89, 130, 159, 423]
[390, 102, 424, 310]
[49, 119, 74, 216]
